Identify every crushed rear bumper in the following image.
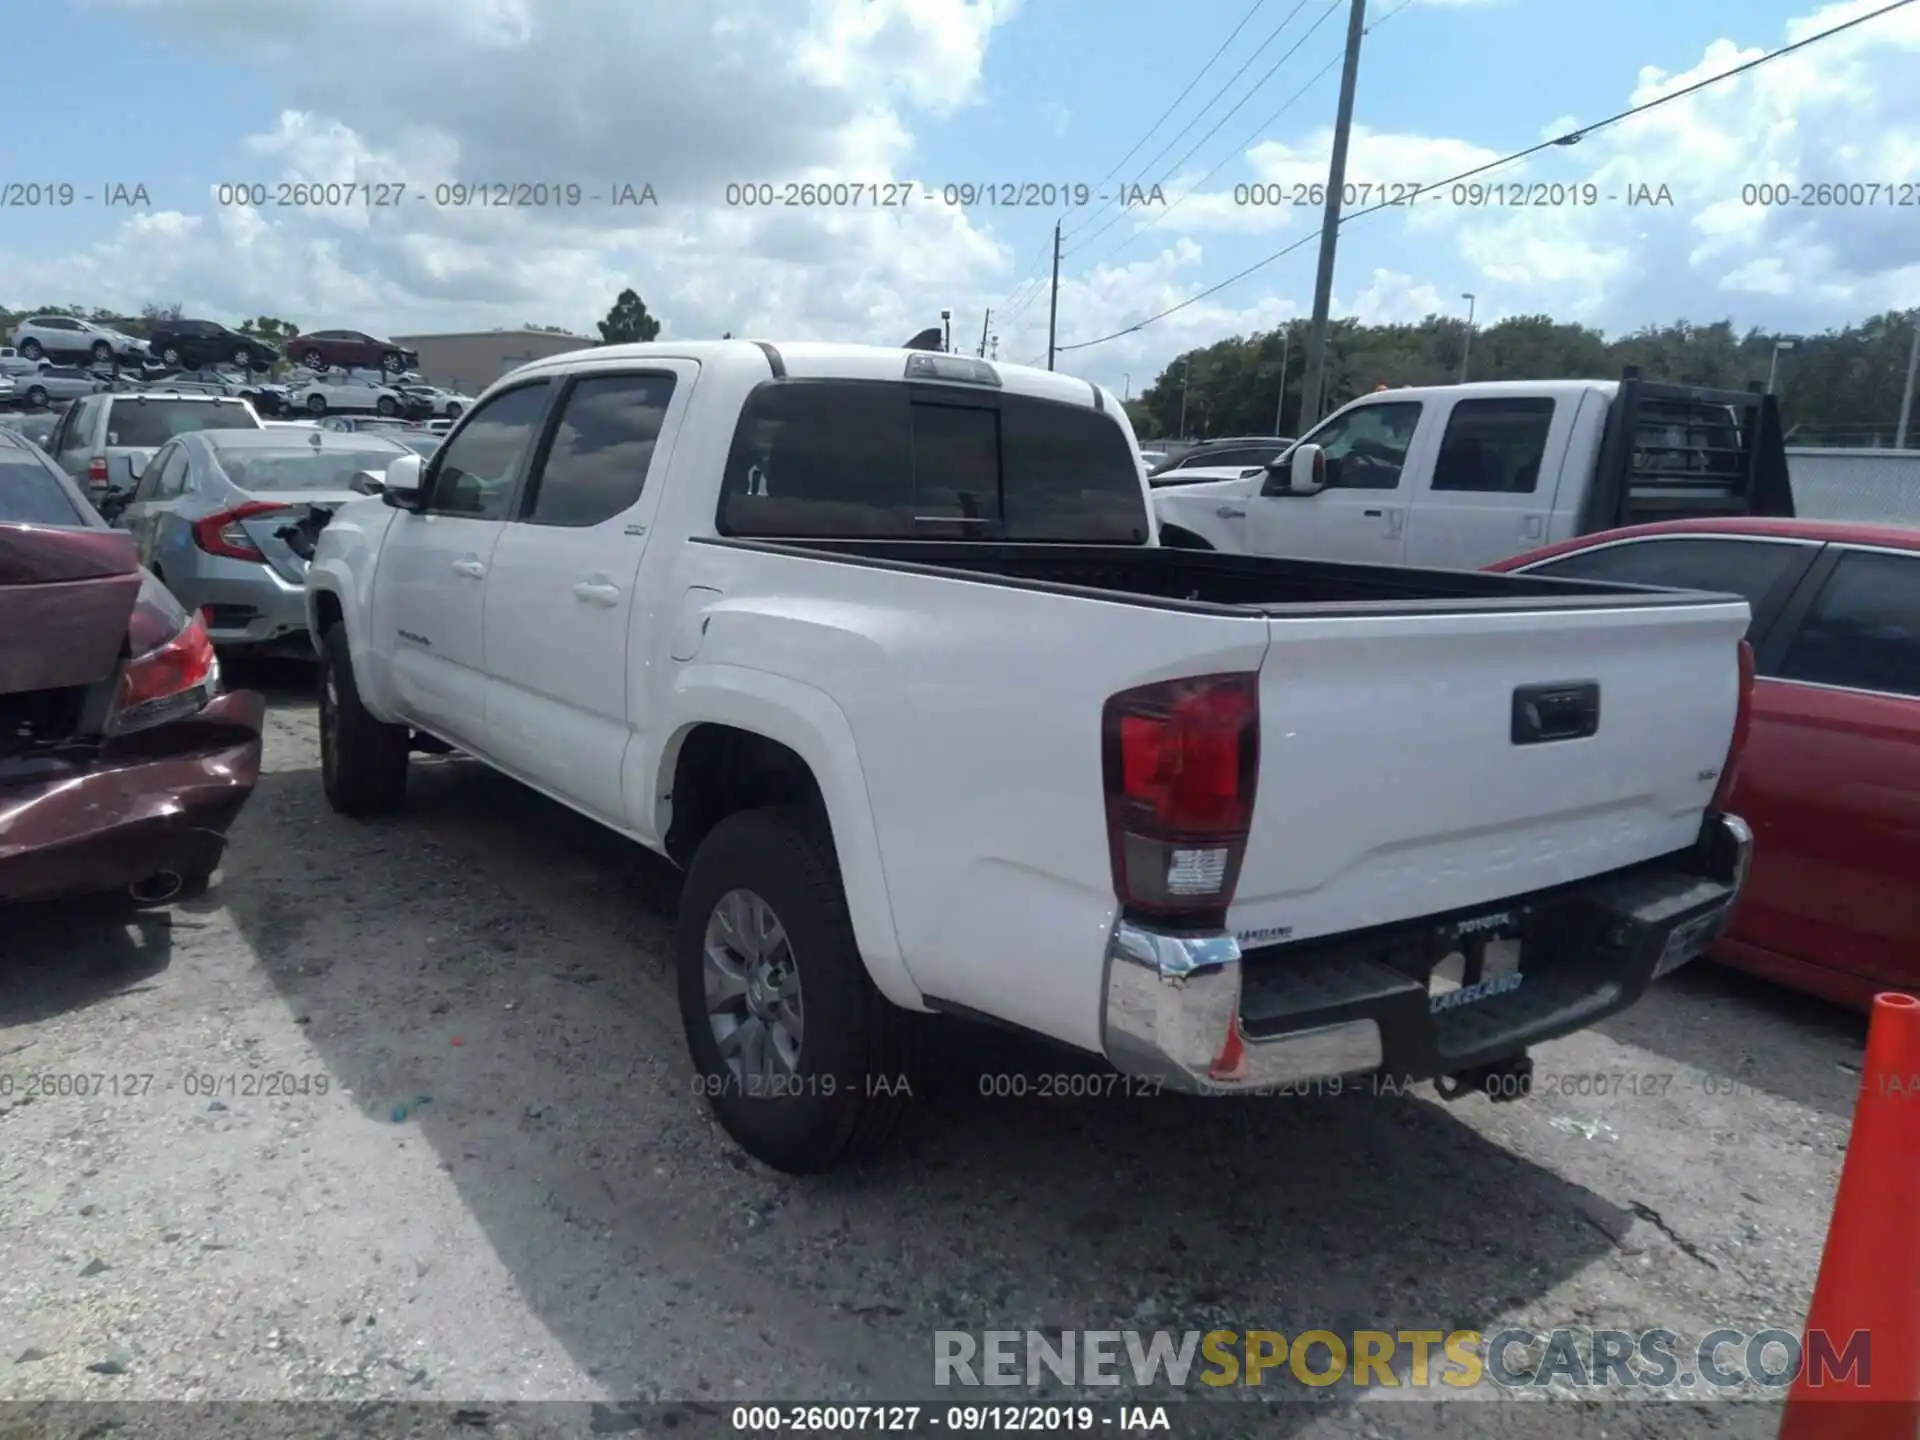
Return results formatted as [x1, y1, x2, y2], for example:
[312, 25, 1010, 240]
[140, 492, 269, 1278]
[1102, 812, 1751, 1092]
[0, 690, 265, 903]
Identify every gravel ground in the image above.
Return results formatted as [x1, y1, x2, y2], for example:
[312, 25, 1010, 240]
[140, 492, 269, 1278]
[0, 662, 1873, 1439]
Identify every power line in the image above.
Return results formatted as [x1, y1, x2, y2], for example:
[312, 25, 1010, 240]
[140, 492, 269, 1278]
[1066, 0, 1419, 270]
[1061, 0, 1345, 262]
[1006, 0, 1421, 322]
[994, 0, 1275, 313]
[1085, 0, 1275, 195]
[1054, 0, 1918, 354]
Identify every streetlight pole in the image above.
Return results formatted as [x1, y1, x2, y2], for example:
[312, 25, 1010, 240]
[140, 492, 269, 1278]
[1458, 293, 1476, 382]
[1766, 339, 1794, 395]
[1896, 314, 1919, 448]
[1273, 324, 1292, 433]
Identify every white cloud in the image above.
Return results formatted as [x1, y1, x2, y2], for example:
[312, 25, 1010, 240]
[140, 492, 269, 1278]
[15, 0, 1920, 405]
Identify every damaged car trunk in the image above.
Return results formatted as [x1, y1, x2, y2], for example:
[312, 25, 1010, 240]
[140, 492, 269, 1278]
[0, 431, 266, 905]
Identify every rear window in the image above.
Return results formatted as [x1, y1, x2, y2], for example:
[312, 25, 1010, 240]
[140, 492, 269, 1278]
[0, 448, 88, 526]
[717, 380, 1149, 543]
[215, 446, 405, 492]
[106, 399, 259, 448]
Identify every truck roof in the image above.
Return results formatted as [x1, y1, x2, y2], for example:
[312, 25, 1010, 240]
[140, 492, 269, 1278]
[514, 340, 1115, 411]
[1355, 378, 1625, 404]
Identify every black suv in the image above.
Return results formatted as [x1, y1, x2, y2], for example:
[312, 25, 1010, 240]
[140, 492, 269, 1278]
[145, 320, 281, 374]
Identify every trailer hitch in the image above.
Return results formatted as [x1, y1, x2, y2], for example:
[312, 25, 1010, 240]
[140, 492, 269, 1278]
[1435, 1051, 1534, 1104]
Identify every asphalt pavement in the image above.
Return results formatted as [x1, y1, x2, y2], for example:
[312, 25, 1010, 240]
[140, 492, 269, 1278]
[0, 661, 1871, 1439]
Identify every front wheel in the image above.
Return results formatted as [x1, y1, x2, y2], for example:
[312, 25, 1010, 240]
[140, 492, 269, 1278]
[25, 386, 48, 409]
[444, 402, 462, 419]
[90, 340, 113, 364]
[675, 807, 916, 1173]
[375, 395, 399, 417]
[319, 623, 410, 816]
[160, 346, 182, 367]
[306, 392, 327, 415]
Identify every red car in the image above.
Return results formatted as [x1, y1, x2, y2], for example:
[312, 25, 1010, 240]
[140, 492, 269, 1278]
[1488, 517, 1919, 1009]
[287, 329, 418, 375]
[1, 428, 264, 904]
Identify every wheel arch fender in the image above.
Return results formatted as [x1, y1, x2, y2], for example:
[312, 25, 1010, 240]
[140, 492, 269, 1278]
[647, 665, 921, 1011]
[306, 550, 402, 723]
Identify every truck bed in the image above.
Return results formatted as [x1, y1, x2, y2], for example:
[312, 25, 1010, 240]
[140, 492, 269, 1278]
[711, 536, 1725, 614]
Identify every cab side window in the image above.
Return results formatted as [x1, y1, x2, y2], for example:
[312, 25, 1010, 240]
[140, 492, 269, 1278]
[1286, 402, 1422, 490]
[423, 381, 553, 519]
[1431, 398, 1554, 493]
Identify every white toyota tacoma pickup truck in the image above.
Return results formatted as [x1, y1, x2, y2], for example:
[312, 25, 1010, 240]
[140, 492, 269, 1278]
[304, 340, 1755, 1173]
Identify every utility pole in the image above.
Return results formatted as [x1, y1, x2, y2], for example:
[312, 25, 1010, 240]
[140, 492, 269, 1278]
[1767, 339, 1795, 395]
[1273, 324, 1292, 433]
[1177, 356, 1192, 438]
[1896, 312, 1919, 449]
[1297, 0, 1368, 431]
[1045, 221, 1062, 371]
[1458, 293, 1476, 382]
[978, 309, 991, 358]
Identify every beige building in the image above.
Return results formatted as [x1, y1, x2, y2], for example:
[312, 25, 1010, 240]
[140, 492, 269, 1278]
[389, 328, 597, 395]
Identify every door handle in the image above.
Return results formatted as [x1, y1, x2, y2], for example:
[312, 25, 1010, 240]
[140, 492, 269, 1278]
[1363, 509, 1383, 517]
[451, 557, 486, 579]
[1215, 506, 1246, 519]
[572, 580, 621, 606]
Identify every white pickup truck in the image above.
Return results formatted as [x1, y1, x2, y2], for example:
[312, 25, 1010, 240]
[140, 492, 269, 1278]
[1153, 370, 1795, 569]
[304, 340, 1755, 1174]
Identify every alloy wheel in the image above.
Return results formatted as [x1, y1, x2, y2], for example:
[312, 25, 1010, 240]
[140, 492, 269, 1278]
[703, 888, 804, 1090]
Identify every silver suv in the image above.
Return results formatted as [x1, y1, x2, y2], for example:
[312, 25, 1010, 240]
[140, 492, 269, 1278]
[9, 315, 149, 366]
[47, 392, 263, 503]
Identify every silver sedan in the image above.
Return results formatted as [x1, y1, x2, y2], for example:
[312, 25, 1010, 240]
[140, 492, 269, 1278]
[107, 427, 412, 656]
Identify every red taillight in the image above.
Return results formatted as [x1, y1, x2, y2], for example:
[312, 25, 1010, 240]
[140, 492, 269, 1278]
[88, 455, 108, 486]
[1102, 673, 1259, 915]
[1710, 639, 1755, 811]
[191, 500, 288, 562]
[111, 612, 218, 734]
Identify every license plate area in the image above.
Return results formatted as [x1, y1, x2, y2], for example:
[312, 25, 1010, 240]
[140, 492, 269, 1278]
[1427, 912, 1530, 1014]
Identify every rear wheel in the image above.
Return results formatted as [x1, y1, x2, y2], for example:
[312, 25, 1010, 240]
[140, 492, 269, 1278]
[445, 402, 462, 419]
[90, 340, 112, 364]
[19, 338, 43, 360]
[375, 395, 399, 417]
[319, 623, 409, 816]
[160, 346, 182, 367]
[25, 386, 48, 409]
[306, 392, 327, 415]
[233, 346, 255, 370]
[676, 807, 916, 1173]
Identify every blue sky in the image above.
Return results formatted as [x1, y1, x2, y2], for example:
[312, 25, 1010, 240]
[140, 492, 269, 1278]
[4, 0, 1916, 394]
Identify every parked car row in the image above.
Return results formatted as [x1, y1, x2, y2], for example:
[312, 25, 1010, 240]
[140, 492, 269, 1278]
[9, 317, 422, 377]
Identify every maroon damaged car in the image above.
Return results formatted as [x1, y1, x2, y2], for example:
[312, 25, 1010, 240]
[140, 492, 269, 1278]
[0, 427, 264, 905]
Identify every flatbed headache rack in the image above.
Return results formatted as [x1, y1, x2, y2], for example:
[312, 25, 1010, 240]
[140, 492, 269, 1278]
[1580, 365, 1795, 532]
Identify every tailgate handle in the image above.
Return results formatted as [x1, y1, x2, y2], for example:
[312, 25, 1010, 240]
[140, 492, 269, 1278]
[1512, 681, 1600, 745]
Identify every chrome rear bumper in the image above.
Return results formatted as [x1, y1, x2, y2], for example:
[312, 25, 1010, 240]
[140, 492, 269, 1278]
[1100, 812, 1752, 1094]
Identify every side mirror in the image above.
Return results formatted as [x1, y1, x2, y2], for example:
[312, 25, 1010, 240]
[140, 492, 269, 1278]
[1267, 443, 1325, 495]
[381, 452, 425, 510]
[125, 452, 147, 479]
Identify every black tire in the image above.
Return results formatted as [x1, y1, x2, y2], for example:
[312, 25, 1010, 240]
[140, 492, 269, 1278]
[319, 623, 409, 816]
[306, 392, 327, 415]
[233, 346, 254, 370]
[160, 346, 182, 367]
[19, 338, 43, 360]
[304, 350, 326, 370]
[445, 402, 462, 419]
[383, 353, 405, 374]
[90, 340, 112, 364]
[676, 806, 916, 1174]
[375, 395, 399, 417]
[1158, 524, 1215, 550]
[25, 386, 48, 410]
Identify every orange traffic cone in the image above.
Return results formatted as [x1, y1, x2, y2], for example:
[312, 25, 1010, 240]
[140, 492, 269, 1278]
[1778, 991, 1920, 1439]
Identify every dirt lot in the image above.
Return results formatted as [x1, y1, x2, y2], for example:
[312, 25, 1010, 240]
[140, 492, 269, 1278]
[0, 663, 1873, 1438]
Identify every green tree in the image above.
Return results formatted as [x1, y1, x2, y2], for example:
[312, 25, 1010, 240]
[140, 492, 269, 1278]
[597, 288, 661, 345]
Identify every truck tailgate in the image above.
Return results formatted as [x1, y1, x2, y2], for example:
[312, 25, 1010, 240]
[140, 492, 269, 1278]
[1230, 595, 1749, 945]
